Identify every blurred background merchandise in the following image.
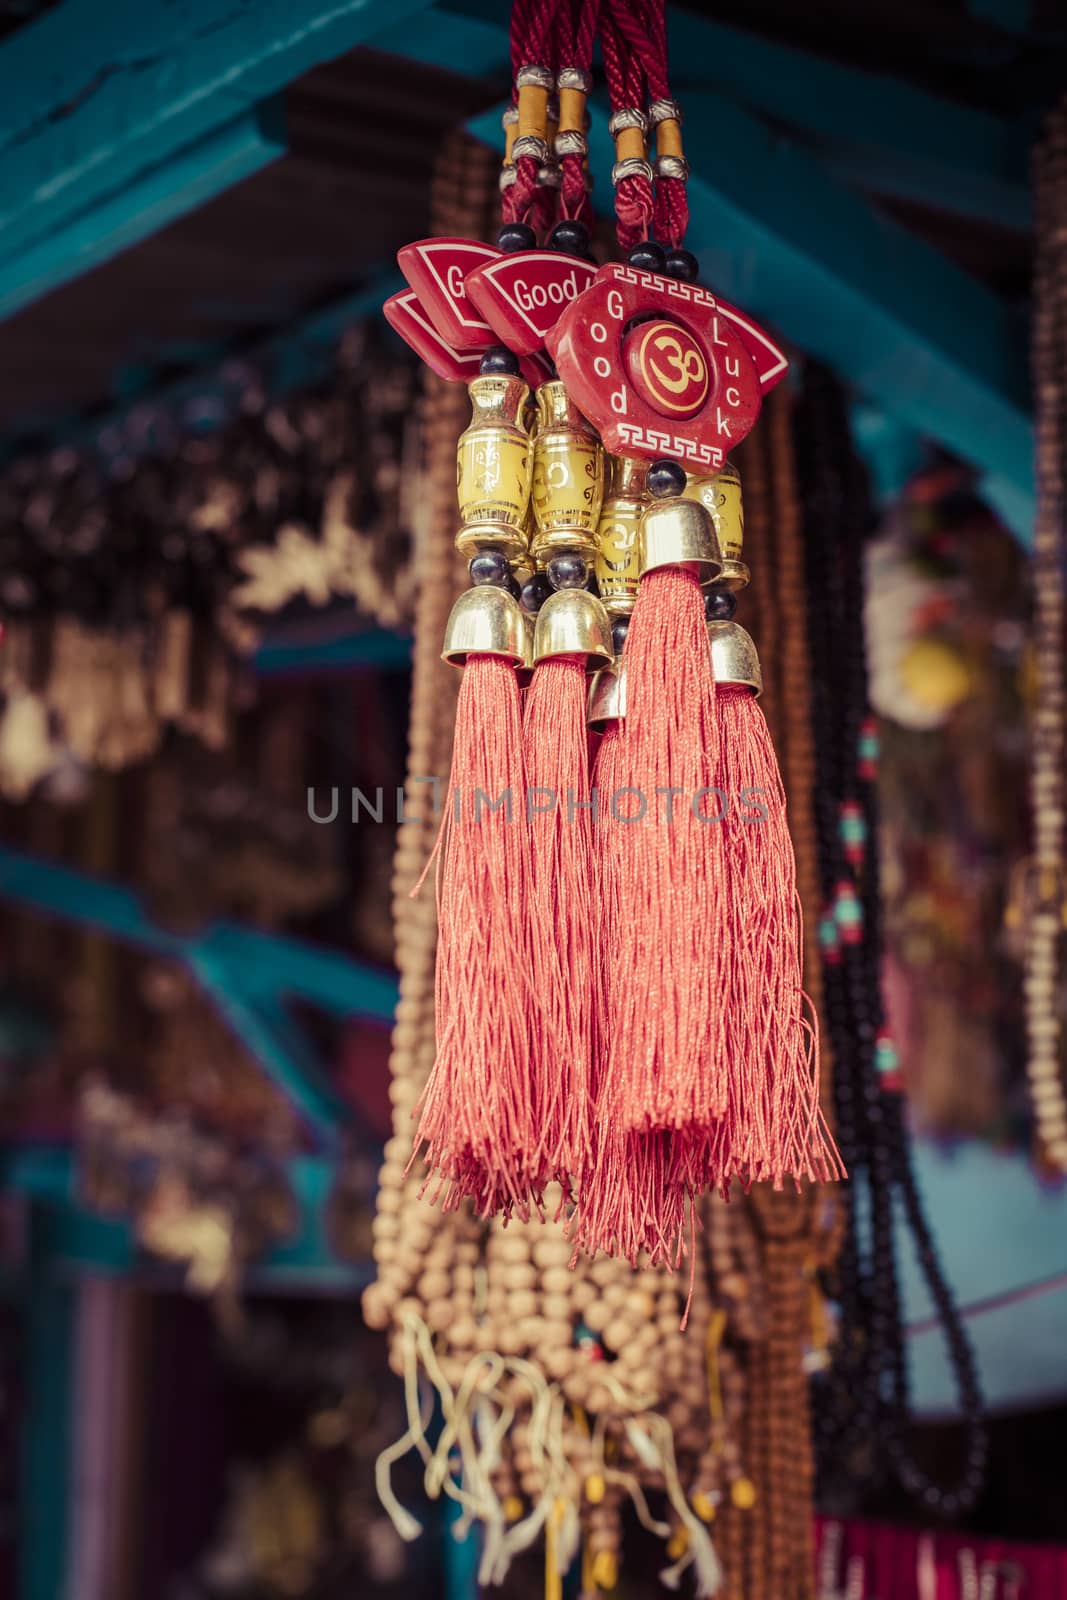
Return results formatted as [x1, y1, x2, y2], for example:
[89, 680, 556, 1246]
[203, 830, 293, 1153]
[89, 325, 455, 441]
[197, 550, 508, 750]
[0, 2, 1064, 1599]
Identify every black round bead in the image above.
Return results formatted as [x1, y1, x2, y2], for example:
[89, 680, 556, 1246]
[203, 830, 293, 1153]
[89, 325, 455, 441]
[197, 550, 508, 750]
[548, 219, 590, 257]
[479, 345, 521, 376]
[647, 458, 687, 498]
[627, 240, 666, 274]
[704, 588, 737, 621]
[469, 550, 511, 586]
[497, 221, 536, 253]
[505, 573, 522, 600]
[520, 571, 553, 613]
[546, 553, 589, 590]
[664, 248, 699, 283]
[610, 615, 630, 654]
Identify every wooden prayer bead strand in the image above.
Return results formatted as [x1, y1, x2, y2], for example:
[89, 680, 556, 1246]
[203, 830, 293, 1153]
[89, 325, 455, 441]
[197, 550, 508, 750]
[766, 384, 831, 1083]
[367, 133, 497, 1342]
[1028, 107, 1067, 1171]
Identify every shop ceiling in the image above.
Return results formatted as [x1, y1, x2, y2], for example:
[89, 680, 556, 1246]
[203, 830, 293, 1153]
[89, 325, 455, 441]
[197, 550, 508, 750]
[0, 0, 1062, 536]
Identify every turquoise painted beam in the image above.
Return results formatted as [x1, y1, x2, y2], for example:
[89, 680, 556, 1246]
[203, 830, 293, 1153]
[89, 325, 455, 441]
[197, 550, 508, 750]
[656, 15, 1030, 232]
[434, 0, 1030, 228]
[255, 624, 414, 676]
[19, 1212, 75, 1600]
[0, 845, 399, 1144]
[0, 1148, 374, 1287]
[0, 101, 287, 322]
[0, 0, 435, 318]
[1, 266, 404, 464]
[670, 102, 1035, 541]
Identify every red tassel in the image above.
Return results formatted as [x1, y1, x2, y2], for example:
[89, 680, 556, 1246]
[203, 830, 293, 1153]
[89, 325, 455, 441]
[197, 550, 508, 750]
[602, 566, 726, 1136]
[710, 687, 843, 1188]
[523, 655, 598, 1193]
[412, 653, 544, 1218]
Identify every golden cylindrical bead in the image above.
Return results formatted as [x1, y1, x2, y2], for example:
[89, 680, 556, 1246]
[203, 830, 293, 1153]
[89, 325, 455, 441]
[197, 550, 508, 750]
[594, 455, 647, 615]
[456, 374, 532, 562]
[683, 460, 748, 590]
[530, 380, 603, 562]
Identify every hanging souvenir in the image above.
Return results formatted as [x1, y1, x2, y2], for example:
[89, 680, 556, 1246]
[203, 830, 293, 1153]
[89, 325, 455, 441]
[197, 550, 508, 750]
[384, 0, 839, 1258]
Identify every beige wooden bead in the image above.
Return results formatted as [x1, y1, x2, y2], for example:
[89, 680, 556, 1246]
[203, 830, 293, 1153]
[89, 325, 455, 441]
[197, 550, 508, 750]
[417, 1270, 451, 1301]
[582, 1299, 610, 1334]
[544, 1346, 575, 1381]
[425, 1298, 453, 1332]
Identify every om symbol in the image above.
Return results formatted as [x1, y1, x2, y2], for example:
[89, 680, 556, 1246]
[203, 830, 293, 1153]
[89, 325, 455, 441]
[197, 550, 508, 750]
[624, 318, 711, 419]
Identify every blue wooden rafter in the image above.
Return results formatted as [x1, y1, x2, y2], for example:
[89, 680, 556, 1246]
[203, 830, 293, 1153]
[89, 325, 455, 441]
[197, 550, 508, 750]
[0, 844, 399, 1147]
[0, 0, 438, 318]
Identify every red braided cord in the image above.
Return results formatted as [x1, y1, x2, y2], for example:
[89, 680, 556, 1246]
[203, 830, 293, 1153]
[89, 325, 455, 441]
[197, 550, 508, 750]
[600, 0, 653, 251]
[602, 0, 688, 248]
[504, 0, 565, 224]
[559, 0, 598, 227]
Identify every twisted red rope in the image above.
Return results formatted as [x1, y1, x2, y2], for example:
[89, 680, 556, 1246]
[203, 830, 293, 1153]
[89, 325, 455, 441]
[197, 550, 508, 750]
[558, 0, 599, 228]
[600, 0, 653, 250]
[503, 0, 567, 226]
[603, 0, 688, 249]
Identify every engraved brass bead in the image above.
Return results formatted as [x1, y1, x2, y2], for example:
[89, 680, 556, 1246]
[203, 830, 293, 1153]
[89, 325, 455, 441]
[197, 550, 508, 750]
[533, 588, 613, 668]
[594, 455, 647, 616]
[456, 374, 532, 563]
[530, 381, 604, 563]
[638, 496, 721, 583]
[441, 585, 528, 668]
[708, 621, 761, 695]
[683, 460, 748, 590]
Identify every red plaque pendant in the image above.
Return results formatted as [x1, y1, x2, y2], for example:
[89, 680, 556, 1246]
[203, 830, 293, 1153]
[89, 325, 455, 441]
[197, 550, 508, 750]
[547, 264, 781, 472]
[385, 286, 553, 389]
[464, 250, 598, 354]
[397, 238, 502, 349]
[384, 288, 484, 382]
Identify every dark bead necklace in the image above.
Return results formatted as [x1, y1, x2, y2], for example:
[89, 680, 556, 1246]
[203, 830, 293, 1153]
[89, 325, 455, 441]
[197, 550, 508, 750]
[798, 363, 988, 1520]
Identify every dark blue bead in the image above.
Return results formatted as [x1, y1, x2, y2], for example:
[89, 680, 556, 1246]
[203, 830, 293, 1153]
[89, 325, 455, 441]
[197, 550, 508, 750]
[627, 240, 666, 274]
[664, 248, 699, 283]
[547, 553, 589, 590]
[469, 551, 510, 586]
[497, 221, 536, 252]
[610, 615, 630, 654]
[705, 588, 737, 621]
[647, 459, 687, 498]
[548, 219, 590, 257]
[520, 572, 553, 613]
[479, 345, 521, 376]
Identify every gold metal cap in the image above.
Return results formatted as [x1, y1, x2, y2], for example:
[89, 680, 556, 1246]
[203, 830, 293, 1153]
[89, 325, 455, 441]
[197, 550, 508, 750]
[441, 585, 528, 668]
[587, 658, 626, 730]
[708, 621, 761, 695]
[532, 588, 613, 668]
[715, 559, 751, 592]
[639, 498, 721, 583]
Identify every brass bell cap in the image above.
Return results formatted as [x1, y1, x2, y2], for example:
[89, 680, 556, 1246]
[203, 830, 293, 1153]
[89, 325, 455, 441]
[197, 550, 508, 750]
[587, 658, 627, 730]
[441, 585, 527, 668]
[532, 587, 613, 668]
[639, 498, 722, 584]
[708, 621, 762, 695]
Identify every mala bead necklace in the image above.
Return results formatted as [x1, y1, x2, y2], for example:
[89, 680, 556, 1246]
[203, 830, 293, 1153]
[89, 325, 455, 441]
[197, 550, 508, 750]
[1025, 100, 1067, 1172]
[797, 364, 988, 1520]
